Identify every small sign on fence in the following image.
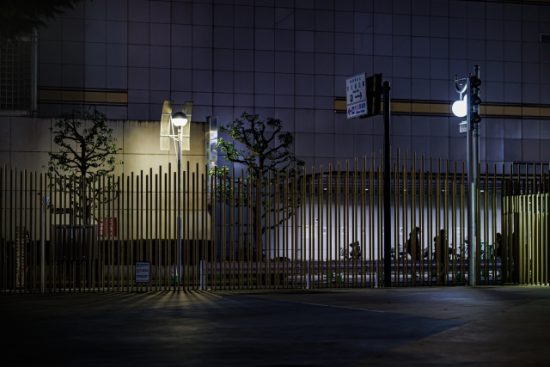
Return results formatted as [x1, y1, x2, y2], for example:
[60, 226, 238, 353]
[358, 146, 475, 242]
[98, 217, 118, 238]
[135, 262, 150, 283]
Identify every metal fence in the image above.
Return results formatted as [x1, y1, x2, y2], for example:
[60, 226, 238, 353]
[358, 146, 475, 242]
[1, 157, 548, 293]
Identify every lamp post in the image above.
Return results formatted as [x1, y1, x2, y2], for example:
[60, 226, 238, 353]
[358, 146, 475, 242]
[160, 101, 192, 286]
[453, 65, 481, 286]
[171, 111, 188, 285]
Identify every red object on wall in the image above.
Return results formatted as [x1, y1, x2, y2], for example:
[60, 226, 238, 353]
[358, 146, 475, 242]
[98, 217, 118, 238]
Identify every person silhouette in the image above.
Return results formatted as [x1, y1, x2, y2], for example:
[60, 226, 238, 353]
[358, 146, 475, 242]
[406, 227, 422, 262]
[494, 232, 502, 259]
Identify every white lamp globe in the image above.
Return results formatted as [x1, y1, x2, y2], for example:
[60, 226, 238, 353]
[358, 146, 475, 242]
[452, 95, 467, 118]
[172, 111, 188, 127]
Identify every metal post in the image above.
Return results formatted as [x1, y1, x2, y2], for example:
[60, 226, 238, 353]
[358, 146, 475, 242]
[467, 66, 480, 286]
[40, 194, 48, 294]
[177, 140, 183, 286]
[383, 81, 392, 287]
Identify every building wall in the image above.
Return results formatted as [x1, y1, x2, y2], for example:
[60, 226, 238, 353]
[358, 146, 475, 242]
[0, 115, 207, 174]
[3, 0, 550, 171]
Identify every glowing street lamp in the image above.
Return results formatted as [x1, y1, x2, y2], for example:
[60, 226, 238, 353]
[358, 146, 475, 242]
[171, 111, 188, 128]
[452, 95, 467, 118]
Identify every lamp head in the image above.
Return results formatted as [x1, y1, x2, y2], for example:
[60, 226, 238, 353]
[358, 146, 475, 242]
[452, 95, 467, 118]
[171, 111, 188, 127]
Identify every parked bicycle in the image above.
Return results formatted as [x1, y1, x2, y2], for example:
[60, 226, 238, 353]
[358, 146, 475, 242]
[340, 241, 362, 259]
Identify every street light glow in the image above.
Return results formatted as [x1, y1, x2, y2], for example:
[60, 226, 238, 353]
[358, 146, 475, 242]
[172, 111, 188, 127]
[452, 95, 467, 118]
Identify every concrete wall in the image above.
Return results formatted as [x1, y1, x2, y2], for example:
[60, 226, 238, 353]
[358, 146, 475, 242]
[0, 115, 207, 173]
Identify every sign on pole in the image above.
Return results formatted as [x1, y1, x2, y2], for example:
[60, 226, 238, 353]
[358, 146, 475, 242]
[346, 73, 382, 119]
[346, 73, 367, 119]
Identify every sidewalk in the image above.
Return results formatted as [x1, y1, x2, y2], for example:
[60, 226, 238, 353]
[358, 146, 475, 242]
[2, 286, 549, 366]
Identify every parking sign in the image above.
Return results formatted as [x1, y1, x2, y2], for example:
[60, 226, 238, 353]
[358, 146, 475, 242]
[346, 73, 367, 119]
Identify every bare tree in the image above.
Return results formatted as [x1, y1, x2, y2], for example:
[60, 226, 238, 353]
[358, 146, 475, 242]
[214, 112, 303, 257]
[48, 108, 120, 225]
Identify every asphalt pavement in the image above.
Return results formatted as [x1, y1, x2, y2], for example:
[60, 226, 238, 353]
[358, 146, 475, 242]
[1, 286, 550, 366]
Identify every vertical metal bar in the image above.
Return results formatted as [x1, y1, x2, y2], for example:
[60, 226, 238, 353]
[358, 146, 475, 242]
[291, 169, 297, 288]
[118, 174, 124, 292]
[519, 194, 525, 284]
[302, 167, 307, 288]
[406, 152, 411, 285]
[452, 162, 457, 284]
[184, 162, 190, 290]
[256, 171, 262, 289]
[148, 169, 153, 292]
[37, 172, 42, 292]
[383, 81, 392, 288]
[308, 167, 314, 288]
[248, 172, 253, 289]
[435, 159, 441, 285]
[420, 156, 425, 285]
[544, 192, 549, 285]
[155, 171, 160, 291]
[194, 164, 199, 290]
[141, 171, 146, 291]
[220, 170, 226, 290]
[491, 164, 497, 284]
[482, 164, 488, 284]
[208, 172, 214, 291]
[378, 155, 384, 286]
[213, 168, 220, 291]
[351, 158, 361, 287]
[165, 166, 171, 291]
[228, 168, 235, 290]
[443, 159, 449, 286]
[207, 169, 212, 290]
[30, 171, 35, 292]
[200, 168, 207, 291]
[402, 152, 408, 285]
[398, 152, 404, 285]
[130, 172, 135, 292]
[0, 166, 5, 292]
[427, 159, 433, 285]
[275, 170, 281, 289]
[283, 168, 292, 288]
[267, 169, 272, 289]
[361, 157, 367, 288]
[344, 162, 349, 287]
[370, 155, 374, 287]
[317, 167, 323, 289]
[18, 170, 23, 292]
[412, 154, 418, 286]
[335, 164, 340, 287]
[535, 191, 540, 285]
[176, 157, 182, 290]
[328, 163, 333, 288]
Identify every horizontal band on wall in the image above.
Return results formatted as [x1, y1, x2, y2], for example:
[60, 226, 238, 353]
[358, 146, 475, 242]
[334, 98, 550, 120]
[39, 88, 128, 105]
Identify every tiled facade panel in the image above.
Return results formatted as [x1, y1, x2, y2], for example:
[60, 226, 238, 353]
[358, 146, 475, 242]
[29, 0, 550, 169]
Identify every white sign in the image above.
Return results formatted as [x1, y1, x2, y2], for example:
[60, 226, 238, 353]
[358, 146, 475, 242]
[135, 261, 150, 283]
[459, 120, 468, 134]
[346, 73, 367, 119]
